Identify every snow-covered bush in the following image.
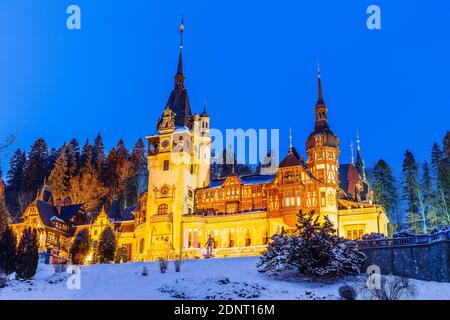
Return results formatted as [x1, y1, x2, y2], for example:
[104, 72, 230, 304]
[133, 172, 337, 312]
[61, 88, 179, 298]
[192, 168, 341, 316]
[114, 246, 128, 264]
[70, 230, 91, 265]
[393, 229, 415, 238]
[174, 259, 182, 272]
[257, 228, 294, 273]
[363, 275, 417, 300]
[430, 226, 450, 234]
[53, 263, 67, 273]
[98, 226, 116, 263]
[338, 284, 357, 300]
[362, 233, 385, 240]
[141, 266, 148, 276]
[159, 258, 168, 273]
[15, 228, 39, 280]
[258, 211, 366, 279]
[0, 273, 7, 288]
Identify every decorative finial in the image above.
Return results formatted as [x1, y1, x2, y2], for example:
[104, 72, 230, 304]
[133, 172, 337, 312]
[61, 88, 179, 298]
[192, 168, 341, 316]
[350, 141, 354, 164]
[289, 128, 293, 153]
[317, 58, 321, 77]
[203, 97, 207, 113]
[179, 15, 184, 49]
[356, 129, 361, 151]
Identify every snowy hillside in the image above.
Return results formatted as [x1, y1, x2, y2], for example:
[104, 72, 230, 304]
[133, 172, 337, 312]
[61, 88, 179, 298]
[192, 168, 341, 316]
[1, 257, 449, 300]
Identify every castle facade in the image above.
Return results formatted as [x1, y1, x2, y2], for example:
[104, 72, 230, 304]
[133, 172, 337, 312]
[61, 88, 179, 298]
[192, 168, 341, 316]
[12, 37, 389, 262]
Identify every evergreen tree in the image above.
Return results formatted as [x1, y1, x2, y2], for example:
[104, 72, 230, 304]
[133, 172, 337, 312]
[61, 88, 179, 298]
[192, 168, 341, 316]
[70, 230, 91, 265]
[98, 226, 116, 263]
[23, 138, 49, 195]
[0, 226, 17, 277]
[93, 133, 106, 176]
[65, 142, 78, 179]
[48, 147, 69, 197]
[430, 141, 449, 225]
[15, 228, 39, 280]
[114, 246, 129, 263]
[69, 138, 81, 172]
[128, 138, 147, 205]
[5, 149, 27, 218]
[79, 139, 94, 174]
[0, 196, 11, 237]
[402, 150, 426, 233]
[372, 159, 399, 226]
[47, 147, 60, 173]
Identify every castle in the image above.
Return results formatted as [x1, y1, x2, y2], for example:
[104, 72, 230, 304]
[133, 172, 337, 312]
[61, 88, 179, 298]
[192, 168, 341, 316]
[11, 33, 389, 262]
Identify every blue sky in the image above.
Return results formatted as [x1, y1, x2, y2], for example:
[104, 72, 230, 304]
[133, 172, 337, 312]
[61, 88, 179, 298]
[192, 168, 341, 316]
[1, 0, 449, 177]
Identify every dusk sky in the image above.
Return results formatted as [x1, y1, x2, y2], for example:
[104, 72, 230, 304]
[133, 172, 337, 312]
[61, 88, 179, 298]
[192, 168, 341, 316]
[1, 0, 449, 177]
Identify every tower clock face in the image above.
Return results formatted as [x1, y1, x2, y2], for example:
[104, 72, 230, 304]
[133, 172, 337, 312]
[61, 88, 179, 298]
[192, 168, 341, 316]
[161, 138, 170, 149]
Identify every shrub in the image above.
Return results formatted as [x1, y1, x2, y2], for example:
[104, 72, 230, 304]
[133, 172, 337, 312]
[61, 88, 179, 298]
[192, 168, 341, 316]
[98, 226, 116, 263]
[0, 226, 17, 277]
[0, 273, 7, 288]
[430, 226, 450, 234]
[174, 258, 182, 272]
[258, 211, 366, 279]
[70, 230, 91, 265]
[362, 233, 385, 240]
[53, 263, 67, 273]
[338, 284, 357, 300]
[393, 229, 415, 238]
[363, 275, 417, 300]
[114, 246, 129, 264]
[159, 258, 168, 273]
[15, 228, 39, 280]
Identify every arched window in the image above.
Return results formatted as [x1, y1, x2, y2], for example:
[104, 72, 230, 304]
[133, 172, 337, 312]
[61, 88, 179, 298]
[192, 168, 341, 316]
[158, 204, 168, 214]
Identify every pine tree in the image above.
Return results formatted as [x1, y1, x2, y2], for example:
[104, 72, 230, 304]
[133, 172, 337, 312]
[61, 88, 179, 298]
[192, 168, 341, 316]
[70, 230, 91, 265]
[0, 226, 17, 277]
[98, 226, 116, 263]
[69, 138, 81, 172]
[372, 159, 399, 226]
[430, 141, 449, 225]
[402, 150, 426, 233]
[15, 228, 39, 280]
[48, 147, 69, 198]
[47, 147, 60, 173]
[23, 138, 49, 195]
[0, 196, 11, 237]
[93, 133, 106, 176]
[79, 139, 94, 174]
[128, 138, 147, 205]
[65, 142, 78, 179]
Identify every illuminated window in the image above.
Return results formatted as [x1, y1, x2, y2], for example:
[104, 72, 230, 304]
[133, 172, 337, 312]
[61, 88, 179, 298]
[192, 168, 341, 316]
[139, 239, 145, 253]
[158, 204, 168, 214]
[320, 192, 326, 207]
[345, 226, 365, 240]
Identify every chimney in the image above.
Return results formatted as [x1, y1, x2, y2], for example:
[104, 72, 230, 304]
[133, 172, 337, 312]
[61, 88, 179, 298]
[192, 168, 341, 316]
[56, 198, 62, 215]
[63, 196, 72, 206]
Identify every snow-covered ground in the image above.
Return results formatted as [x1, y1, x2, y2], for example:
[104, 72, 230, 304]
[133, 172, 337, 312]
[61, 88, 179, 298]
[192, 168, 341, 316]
[0, 257, 449, 300]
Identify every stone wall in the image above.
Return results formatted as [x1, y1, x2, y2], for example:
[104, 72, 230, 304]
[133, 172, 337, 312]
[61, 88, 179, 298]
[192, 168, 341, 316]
[359, 236, 450, 282]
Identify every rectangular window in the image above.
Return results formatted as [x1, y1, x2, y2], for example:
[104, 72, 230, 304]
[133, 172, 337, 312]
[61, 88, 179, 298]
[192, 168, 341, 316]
[163, 160, 169, 171]
[320, 192, 326, 207]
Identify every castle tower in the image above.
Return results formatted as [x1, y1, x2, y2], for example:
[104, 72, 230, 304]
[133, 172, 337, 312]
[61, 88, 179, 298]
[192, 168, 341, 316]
[305, 64, 340, 225]
[145, 21, 211, 259]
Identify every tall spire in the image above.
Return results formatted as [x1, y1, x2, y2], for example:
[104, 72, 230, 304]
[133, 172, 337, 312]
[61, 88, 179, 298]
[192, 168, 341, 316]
[177, 16, 184, 76]
[350, 141, 354, 164]
[317, 59, 324, 105]
[355, 130, 367, 181]
[356, 129, 361, 151]
[164, 17, 192, 128]
[314, 61, 328, 128]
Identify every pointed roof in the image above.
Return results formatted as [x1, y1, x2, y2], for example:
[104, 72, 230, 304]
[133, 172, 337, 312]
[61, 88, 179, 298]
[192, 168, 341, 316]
[200, 98, 209, 117]
[176, 49, 183, 75]
[164, 20, 192, 128]
[316, 62, 325, 107]
[279, 151, 302, 168]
